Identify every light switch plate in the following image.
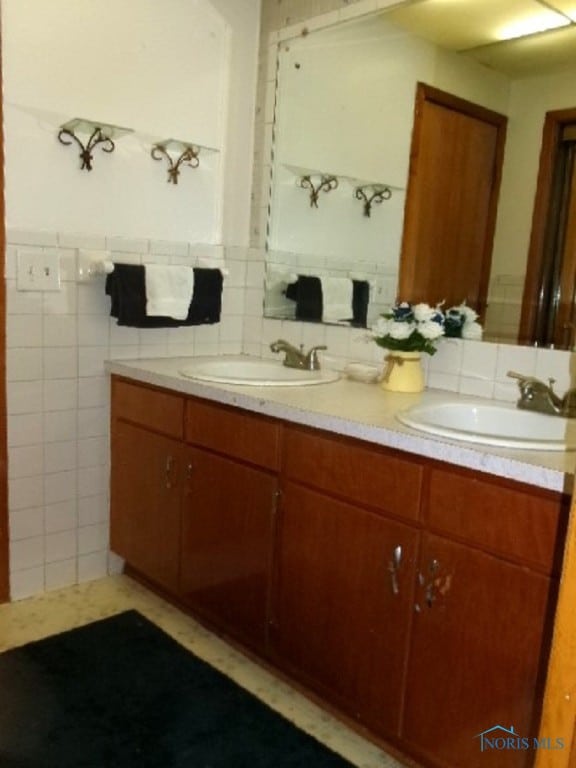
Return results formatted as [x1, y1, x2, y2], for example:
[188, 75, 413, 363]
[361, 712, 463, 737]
[17, 250, 61, 291]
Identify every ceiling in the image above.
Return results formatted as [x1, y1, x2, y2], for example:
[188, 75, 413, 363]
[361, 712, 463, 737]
[386, 0, 576, 77]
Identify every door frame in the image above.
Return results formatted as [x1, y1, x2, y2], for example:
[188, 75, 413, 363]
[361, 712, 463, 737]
[519, 107, 576, 346]
[535, 490, 576, 766]
[0, 50, 7, 602]
[398, 82, 507, 315]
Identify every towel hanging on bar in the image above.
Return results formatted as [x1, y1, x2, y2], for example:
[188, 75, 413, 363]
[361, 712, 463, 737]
[106, 264, 223, 327]
[285, 274, 370, 327]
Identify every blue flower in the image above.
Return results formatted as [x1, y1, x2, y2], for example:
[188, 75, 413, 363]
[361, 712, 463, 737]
[392, 302, 414, 321]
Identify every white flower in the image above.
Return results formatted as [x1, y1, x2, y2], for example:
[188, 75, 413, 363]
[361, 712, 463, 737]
[372, 317, 391, 336]
[453, 303, 478, 323]
[461, 321, 483, 340]
[413, 303, 435, 322]
[419, 320, 444, 340]
[388, 321, 415, 340]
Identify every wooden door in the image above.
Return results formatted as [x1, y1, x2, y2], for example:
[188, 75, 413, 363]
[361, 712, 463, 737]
[110, 421, 183, 593]
[520, 111, 576, 348]
[398, 83, 507, 316]
[271, 481, 418, 738]
[552, 156, 576, 347]
[180, 448, 278, 653]
[403, 533, 554, 768]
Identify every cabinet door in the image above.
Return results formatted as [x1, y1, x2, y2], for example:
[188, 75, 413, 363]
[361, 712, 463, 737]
[403, 533, 553, 768]
[180, 448, 278, 653]
[110, 421, 183, 592]
[271, 481, 418, 738]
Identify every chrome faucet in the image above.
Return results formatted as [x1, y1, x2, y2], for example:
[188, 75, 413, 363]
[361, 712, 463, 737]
[270, 339, 327, 370]
[507, 371, 576, 418]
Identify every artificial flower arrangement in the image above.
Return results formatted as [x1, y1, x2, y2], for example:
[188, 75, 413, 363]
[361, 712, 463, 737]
[372, 300, 483, 356]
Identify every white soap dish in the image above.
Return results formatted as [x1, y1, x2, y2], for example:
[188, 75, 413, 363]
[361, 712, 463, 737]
[344, 362, 380, 384]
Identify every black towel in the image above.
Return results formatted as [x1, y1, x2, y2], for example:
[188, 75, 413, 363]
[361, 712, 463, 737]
[106, 264, 223, 327]
[188, 268, 223, 325]
[351, 280, 370, 327]
[287, 275, 322, 322]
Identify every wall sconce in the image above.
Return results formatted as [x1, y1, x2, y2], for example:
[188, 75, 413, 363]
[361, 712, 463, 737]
[151, 140, 200, 184]
[354, 185, 392, 217]
[58, 118, 132, 171]
[298, 174, 339, 208]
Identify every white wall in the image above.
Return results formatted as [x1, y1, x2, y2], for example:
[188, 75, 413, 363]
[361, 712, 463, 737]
[209, 0, 263, 244]
[2, 0, 260, 245]
[3, 0, 261, 600]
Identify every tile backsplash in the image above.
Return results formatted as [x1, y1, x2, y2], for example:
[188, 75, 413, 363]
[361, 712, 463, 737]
[5, 229, 253, 600]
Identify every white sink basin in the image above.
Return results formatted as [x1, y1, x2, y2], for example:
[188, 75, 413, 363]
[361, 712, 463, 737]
[179, 356, 340, 386]
[397, 400, 576, 451]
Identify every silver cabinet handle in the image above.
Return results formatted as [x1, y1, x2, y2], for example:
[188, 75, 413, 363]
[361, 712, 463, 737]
[415, 558, 441, 612]
[425, 558, 440, 608]
[388, 545, 403, 596]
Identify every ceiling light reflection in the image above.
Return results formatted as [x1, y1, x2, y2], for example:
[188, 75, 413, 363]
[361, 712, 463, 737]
[497, 13, 570, 41]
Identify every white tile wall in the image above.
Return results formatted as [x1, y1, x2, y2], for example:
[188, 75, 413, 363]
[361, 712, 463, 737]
[6, 230, 247, 600]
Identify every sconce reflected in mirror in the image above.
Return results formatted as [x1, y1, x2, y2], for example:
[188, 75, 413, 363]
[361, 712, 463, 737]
[354, 184, 392, 217]
[297, 174, 339, 207]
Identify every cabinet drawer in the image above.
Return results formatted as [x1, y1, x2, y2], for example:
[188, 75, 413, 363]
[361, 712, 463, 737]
[185, 398, 280, 470]
[427, 467, 569, 573]
[283, 426, 423, 521]
[111, 378, 184, 439]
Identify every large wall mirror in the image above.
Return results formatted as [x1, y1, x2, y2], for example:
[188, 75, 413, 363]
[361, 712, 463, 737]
[263, 0, 576, 348]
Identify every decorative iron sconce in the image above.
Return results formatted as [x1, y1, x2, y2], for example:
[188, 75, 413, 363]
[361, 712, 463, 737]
[354, 185, 392, 217]
[151, 142, 200, 184]
[298, 175, 339, 208]
[57, 118, 132, 171]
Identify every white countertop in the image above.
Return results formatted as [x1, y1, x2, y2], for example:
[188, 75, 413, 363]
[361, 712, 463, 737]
[106, 356, 576, 495]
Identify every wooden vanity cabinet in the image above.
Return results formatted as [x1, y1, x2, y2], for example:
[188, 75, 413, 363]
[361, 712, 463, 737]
[273, 428, 566, 768]
[110, 380, 185, 593]
[179, 399, 280, 653]
[400, 468, 567, 768]
[110, 377, 569, 768]
[404, 534, 554, 768]
[272, 481, 419, 738]
[271, 426, 423, 738]
[110, 379, 280, 653]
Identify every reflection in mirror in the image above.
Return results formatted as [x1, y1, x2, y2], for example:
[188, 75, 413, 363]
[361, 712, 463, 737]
[265, 15, 419, 329]
[263, 1, 576, 347]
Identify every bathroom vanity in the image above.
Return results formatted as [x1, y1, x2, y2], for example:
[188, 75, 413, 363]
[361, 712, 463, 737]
[107, 358, 573, 768]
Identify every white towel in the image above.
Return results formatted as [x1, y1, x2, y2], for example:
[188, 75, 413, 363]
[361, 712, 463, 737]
[321, 277, 354, 323]
[145, 264, 195, 320]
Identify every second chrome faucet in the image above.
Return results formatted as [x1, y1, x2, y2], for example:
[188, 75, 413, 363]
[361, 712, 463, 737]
[508, 371, 576, 418]
[270, 339, 327, 371]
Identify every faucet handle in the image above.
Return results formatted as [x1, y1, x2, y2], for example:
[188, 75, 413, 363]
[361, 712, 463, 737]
[305, 345, 327, 371]
[507, 370, 533, 382]
[508, 370, 556, 390]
